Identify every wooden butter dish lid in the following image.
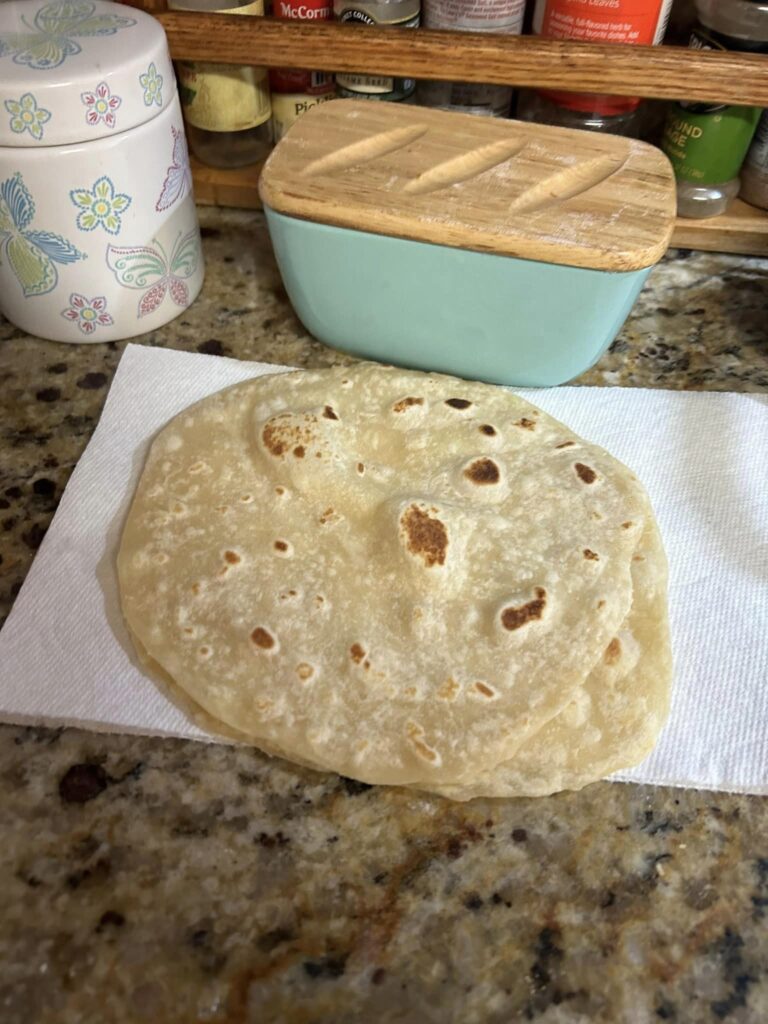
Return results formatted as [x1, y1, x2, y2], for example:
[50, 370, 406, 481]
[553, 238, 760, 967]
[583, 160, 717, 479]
[259, 101, 676, 273]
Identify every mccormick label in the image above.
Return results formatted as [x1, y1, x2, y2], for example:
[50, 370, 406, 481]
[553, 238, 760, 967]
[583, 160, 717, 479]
[270, 0, 334, 95]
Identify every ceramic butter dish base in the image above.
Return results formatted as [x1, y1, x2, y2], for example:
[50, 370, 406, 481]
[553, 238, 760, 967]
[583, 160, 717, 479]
[259, 101, 675, 386]
[266, 210, 652, 388]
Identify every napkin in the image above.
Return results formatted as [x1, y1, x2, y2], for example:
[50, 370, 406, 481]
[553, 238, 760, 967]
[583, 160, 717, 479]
[1, 345, 766, 794]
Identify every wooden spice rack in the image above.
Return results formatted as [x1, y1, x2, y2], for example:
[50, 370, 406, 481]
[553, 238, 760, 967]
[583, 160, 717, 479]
[128, 1, 768, 256]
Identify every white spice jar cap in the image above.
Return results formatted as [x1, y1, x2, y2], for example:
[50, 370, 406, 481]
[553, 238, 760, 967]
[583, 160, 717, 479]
[0, 0, 176, 147]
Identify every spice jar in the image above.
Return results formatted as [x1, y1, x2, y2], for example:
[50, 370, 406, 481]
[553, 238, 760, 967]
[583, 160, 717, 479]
[740, 109, 768, 210]
[0, 0, 204, 344]
[169, 0, 272, 168]
[270, 0, 336, 141]
[334, 0, 420, 103]
[416, 0, 525, 118]
[661, 0, 767, 218]
[517, 0, 674, 136]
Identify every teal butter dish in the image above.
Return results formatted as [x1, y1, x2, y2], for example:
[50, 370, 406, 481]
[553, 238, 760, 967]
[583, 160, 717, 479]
[259, 101, 676, 387]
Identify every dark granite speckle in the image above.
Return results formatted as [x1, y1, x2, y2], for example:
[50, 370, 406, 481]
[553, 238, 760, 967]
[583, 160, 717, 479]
[59, 763, 108, 803]
[76, 371, 108, 390]
[0, 208, 766, 1024]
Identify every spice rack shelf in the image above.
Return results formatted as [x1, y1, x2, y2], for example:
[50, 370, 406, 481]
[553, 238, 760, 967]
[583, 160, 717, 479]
[129, 3, 768, 256]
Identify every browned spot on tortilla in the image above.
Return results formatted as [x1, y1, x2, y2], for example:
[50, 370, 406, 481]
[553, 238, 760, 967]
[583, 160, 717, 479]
[274, 540, 288, 552]
[622, 521, 633, 529]
[464, 458, 500, 485]
[191, 582, 201, 595]
[350, 643, 366, 664]
[275, 487, 285, 495]
[224, 550, 241, 564]
[183, 627, 194, 635]
[198, 645, 211, 657]
[575, 463, 597, 484]
[515, 417, 535, 430]
[633, 554, 645, 562]
[445, 398, 472, 410]
[406, 723, 439, 763]
[604, 638, 622, 665]
[251, 627, 275, 650]
[357, 462, 365, 474]
[597, 599, 606, 610]
[319, 507, 335, 525]
[437, 678, 460, 701]
[474, 682, 495, 698]
[480, 424, 496, 436]
[262, 424, 286, 457]
[215, 505, 229, 514]
[393, 396, 423, 413]
[556, 441, 575, 449]
[501, 588, 547, 631]
[316, 595, 325, 604]
[364, 660, 371, 671]
[401, 505, 448, 567]
[323, 405, 338, 420]
[293, 445, 305, 458]
[583, 549, 599, 561]
[296, 663, 314, 680]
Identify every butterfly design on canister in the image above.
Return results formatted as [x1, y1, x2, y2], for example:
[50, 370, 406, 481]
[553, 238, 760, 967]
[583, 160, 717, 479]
[0, 0, 135, 71]
[107, 229, 200, 318]
[0, 172, 85, 297]
[156, 126, 192, 212]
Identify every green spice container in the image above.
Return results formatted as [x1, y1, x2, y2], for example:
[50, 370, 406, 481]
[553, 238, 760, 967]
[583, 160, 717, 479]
[662, 0, 767, 218]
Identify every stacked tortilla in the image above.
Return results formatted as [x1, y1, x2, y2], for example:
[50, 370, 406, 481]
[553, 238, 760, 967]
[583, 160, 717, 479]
[118, 364, 672, 800]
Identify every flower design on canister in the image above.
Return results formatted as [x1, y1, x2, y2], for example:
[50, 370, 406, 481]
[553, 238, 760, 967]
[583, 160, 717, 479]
[4, 92, 51, 140]
[70, 175, 132, 235]
[81, 81, 121, 128]
[140, 62, 163, 107]
[61, 293, 114, 335]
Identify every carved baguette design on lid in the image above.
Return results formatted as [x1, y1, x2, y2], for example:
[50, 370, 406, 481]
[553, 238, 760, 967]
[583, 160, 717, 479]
[402, 138, 527, 197]
[259, 101, 677, 272]
[301, 123, 429, 178]
[507, 154, 628, 215]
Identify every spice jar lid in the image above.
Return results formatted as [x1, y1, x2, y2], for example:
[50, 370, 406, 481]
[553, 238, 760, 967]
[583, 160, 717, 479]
[260, 101, 676, 272]
[0, 0, 175, 147]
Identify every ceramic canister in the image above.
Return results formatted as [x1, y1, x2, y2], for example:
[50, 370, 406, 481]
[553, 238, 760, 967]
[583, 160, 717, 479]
[0, 0, 204, 343]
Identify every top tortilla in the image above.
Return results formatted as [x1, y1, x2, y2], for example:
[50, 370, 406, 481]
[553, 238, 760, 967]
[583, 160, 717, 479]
[118, 363, 650, 786]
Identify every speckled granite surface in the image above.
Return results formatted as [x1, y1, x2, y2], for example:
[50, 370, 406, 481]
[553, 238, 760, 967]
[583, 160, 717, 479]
[1, 207, 767, 1024]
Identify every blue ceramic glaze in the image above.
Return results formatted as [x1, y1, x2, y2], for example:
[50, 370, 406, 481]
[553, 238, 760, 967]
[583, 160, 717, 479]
[264, 207, 653, 388]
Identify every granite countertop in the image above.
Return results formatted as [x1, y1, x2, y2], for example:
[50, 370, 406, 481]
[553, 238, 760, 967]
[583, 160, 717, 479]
[1, 207, 767, 1024]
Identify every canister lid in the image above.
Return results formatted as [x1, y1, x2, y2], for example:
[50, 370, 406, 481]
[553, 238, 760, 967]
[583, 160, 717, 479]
[259, 101, 677, 272]
[0, 0, 175, 147]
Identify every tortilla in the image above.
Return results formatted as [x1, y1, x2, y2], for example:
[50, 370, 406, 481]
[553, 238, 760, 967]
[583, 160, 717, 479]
[118, 363, 655, 787]
[420, 519, 671, 799]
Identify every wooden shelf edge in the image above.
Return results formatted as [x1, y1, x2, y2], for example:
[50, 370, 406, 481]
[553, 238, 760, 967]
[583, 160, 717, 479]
[191, 164, 768, 257]
[191, 157, 264, 210]
[670, 199, 768, 256]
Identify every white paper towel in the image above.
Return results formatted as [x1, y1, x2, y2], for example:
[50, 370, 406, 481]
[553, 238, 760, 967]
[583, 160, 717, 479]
[1, 345, 766, 793]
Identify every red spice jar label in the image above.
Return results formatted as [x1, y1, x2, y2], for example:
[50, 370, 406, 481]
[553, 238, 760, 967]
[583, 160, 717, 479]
[533, 0, 673, 114]
[270, 0, 334, 94]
